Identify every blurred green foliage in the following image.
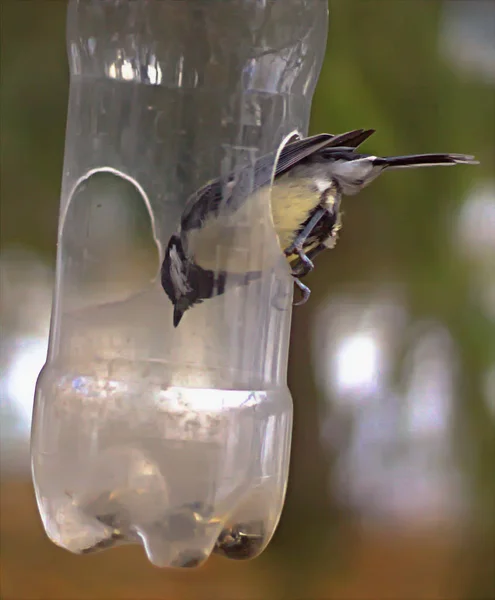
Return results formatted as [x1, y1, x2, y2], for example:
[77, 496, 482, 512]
[1, 1, 494, 599]
[294, 1, 495, 596]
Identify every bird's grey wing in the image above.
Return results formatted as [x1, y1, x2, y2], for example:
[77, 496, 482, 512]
[179, 134, 334, 231]
[272, 128, 375, 177]
[180, 129, 375, 233]
[179, 177, 230, 232]
[249, 128, 376, 190]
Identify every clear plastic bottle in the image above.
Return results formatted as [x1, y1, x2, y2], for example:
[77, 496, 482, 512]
[31, 0, 328, 568]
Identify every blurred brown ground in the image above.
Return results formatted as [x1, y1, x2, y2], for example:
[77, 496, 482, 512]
[0, 480, 475, 600]
[1, 1, 494, 599]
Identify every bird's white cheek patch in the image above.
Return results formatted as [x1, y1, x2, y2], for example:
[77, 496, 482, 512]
[169, 246, 191, 297]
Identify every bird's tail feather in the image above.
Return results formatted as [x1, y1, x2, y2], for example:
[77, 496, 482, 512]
[381, 153, 479, 169]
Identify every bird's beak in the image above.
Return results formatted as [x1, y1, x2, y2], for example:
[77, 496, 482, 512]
[173, 304, 186, 328]
[173, 297, 192, 328]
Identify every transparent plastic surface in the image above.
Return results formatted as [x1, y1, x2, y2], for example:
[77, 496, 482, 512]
[31, 0, 328, 567]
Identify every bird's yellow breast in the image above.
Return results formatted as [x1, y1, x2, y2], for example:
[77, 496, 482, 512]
[270, 175, 323, 250]
[187, 174, 334, 274]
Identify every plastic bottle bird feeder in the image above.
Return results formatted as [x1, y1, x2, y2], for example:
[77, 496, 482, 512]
[31, 0, 328, 568]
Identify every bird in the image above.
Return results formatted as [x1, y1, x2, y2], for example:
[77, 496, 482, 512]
[161, 128, 478, 327]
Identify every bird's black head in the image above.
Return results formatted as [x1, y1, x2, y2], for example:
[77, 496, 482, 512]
[161, 234, 225, 327]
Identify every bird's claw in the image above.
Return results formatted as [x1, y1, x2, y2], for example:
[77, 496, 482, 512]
[285, 246, 314, 278]
[292, 277, 311, 306]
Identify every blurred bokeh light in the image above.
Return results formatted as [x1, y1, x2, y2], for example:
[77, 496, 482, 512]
[1, 1, 494, 599]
